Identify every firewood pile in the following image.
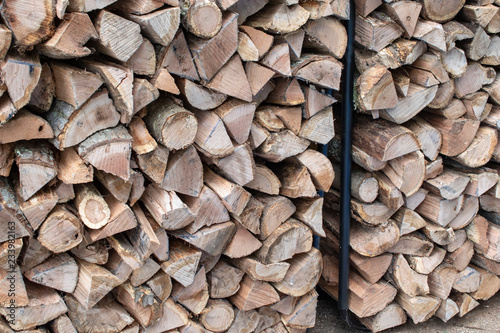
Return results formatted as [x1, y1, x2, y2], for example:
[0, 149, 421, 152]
[320, 0, 500, 331]
[0, 0, 345, 332]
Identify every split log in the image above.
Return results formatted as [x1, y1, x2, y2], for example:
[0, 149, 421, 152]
[357, 66, 398, 112]
[385, 254, 429, 297]
[392, 207, 426, 236]
[412, 20, 446, 51]
[182, 185, 229, 234]
[453, 266, 481, 293]
[223, 222, 261, 258]
[395, 292, 441, 324]
[455, 62, 496, 98]
[428, 263, 458, 299]
[292, 54, 343, 90]
[445, 239, 474, 271]
[126, 7, 180, 46]
[192, 109, 234, 158]
[171, 221, 236, 256]
[450, 292, 479, 317]
[451, 126, 498, 168]
[469, 264, 500, 300]
[407, 246, 446, 274]
[161, 239, 201, 287]
[435, 298, 459, 323]
[230, 275, 280, 310]
[189, 12, 238, 81]
[0, 282, 67, 330]
[158, 30, 199, 81]
[162, 146, 203, 197]
[16, 185, 57, 231]
[373, 172, 405, 212]
[208, 260, 244, 298]
[232, 257, 290, 283]
[423, 169, 470, 200]
[24, 253, 78, 293]
[420, 0, 465, 22]
[355, 12, 403, 52]
[387, 232, 433, 257]
[359, 303, 407, 333]
[214, 99, 256, 145]
[39, 12, 97, 59]
[205, 54, 252, 102]
[245, 164, 281, 196]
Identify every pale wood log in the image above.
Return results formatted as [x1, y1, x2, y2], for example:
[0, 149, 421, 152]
[419, 0, 465, 21]
[109, 0, 163, 14]
[357, 65, 397, 112]
[208, 260, 244, 299]
[455, 61, 496, 98]
[424, 169, 469, 200]
[466, 215, 490, 253]
[245, 164, 280, 196]
[359, 303, 407, 332]
[303, 86, 337, 119]
[324, 207, 401, 257]
[205, 54, 252, 102]
[213, 99, 255, 145]
[413, 19, 446, 51]
[245, 4, 309, 34]
[423, 222, 456, 245]
[387, 232, 433, 256]
[161, 145, 203, 197]
[1, 53, 42, 111]
[257, 105, 300, 135]
[392, 207, 426, 236]
[171, 221, 236, 256]
[424, 114, 479, 157]
[47, 91, 120, 150]
[136, 146, 169, 184]
[445, 239, 474, 271]
[384, 1, 422, 37]
[259, 43, 291, 76]
[355, 12, 403, 52]
[353, 116, 420, 161]
[158, 30, 199, 81]
[0, 282, 67, 330]
[192, 109, 234, 158]
[182, 185, 229, 234]
[462, 24, 491, 61]
[355, 0, 382, 17]
[0, 237, 22, 270]
[0, 95, 17, 126]
[124, 169, 144, 204]
[450, 292, 480, 316]
[147, 270, 172, 301]
[383, 150, 426, 196]
[484, 105, 500, 129]
[77, 125, 132, 180]
[238, 31, 259, 61]
[20, 237, 51, 273]
[392, 69, 411, 97]
[303, 17, 347, 60]
[484, 73, 500, 106]
[469, 264, 500, 300]
[428, 80, 455, 110]
[27, 62, 55, 112]
[453, 266, 481, 293]
[0, 25, 11, 62]
[254, 193, 295, 240]
[126, 7, 180, 46]
[266, 79, 304, 107]
[443, 21, 473, 50]
[332, 164, 378, 203]
[471, 253, 500, 275]
[103, 248, 133, 283]
[87, 194, 137, 242]
[188, 12, 238, 81]
[240, 25, 274, 60]
[463, 91, 491, 121]
[411, 51, 450, 82]
[444, 229, 467, 252]
[106, 233, 143, 270]
[57, 147, 93, 185]
[451, 126, 498, 168]
[0, 0, 54, 47]
[435, 298, 459, 322]
[38, 205, 83, 253]
[95, 169, 132, 203]
[407, 246, 446, 274]
[230, 197, 263, 235]
[50, 314, 78, 333]
[67, 0, 118, 12]
[0, 144, 14, 177]
[385, 254, 429, 297]
[0, 177, 32, 242]
[428, 262, 458, 299]
[24, 253, 78, 293]
[246, 62, 275, 98]
[429, 99, 467, 121]
[292, 54, 343, 90]
[486, 8, 500, 33]
[298, 107, 335, 145]
[0, 266, 28, 307]
[39, 12, 97, 59]
[199, 299, 234, 332]
[141, 183, 195, 230]
[115, 282, 161, 327]
[224, 221, 262, 258]
[405, 117, 442, 160]
[74, 183, 110, 229]
[70, 235, 109, 265]
[204, 166, 251, 215]
[320, 257, 398, 318]
[143, 96, 197, 150]
[151, 68, 180, 95]
[50, 62, 103, 109]
[226, 309, 260, 333]
[395, 292, 440, 324]
[292, 197, 325, 237]
[281, 289, 318, 329]
[161, 238, 201, 287]
[129, 117, 157, 155]
[405, 188, 428, 210]
[276, 163, 317, 199]
[179, 79, 226, 111]
[132, 78, 159, 115]
[72, 258, 122, 310]
[67, 294, 134, 332]
[15, 185, 57, 231]
[183, 0, 222, 38]
[228, 274, 279, 311]
[416, 192, 464, 227]
[373, 172, 405, 212]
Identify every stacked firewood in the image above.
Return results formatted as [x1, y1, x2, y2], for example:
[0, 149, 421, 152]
[0, 0, 344, 331]
[321, 0, 500, 331]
